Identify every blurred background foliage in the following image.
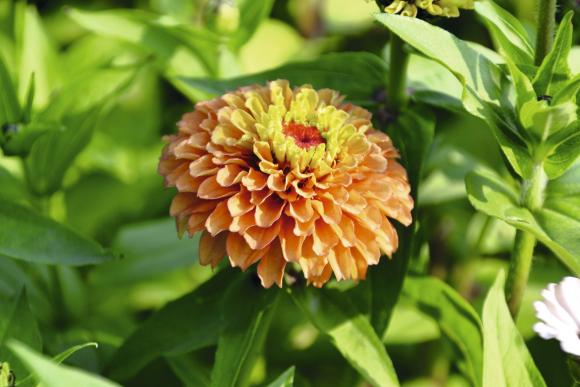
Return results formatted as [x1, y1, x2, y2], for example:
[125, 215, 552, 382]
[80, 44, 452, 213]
[0, 0, 578, 386]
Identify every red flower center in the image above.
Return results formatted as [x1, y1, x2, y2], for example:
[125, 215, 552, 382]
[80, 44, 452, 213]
[283, 122, 325, 149]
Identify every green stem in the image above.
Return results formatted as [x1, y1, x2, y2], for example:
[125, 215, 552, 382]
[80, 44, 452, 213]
[388, 33, 409, 111]
[534, 0, 557, 66]
[506, 164, 547, 317]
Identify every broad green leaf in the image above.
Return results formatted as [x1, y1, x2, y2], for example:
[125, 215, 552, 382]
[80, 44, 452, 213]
[482, 271, 546, 386]
[505, 58, 536, 114]
[533, 12, 574, 97]
[90, 219, 200, 286]
[383, 299, 440, 345]
[16, 5, 61, 110]
[520, 100, 577, 141]
[404, 276, 483, 386]
[210, 277, 279, 387]
[291, 288, 399, 387]
[544, 131, 580, 179]
[369, 107, 435, 335]
[9, 341, 120, 387]
[475, 0, 534, 65]
[552, 73, 580, 105]
[54, 343, 98, 364]
[375, 13, 503, 108]
[66, 7, 220, 101]
[0, 200, 112, 266]
[231, 0, 275, 49]
[24, 67, 136, 195]
[24, 110, 98, 195]
[166, 355, 211, 387]
[106, 269, 235, 381]
[465, 167, 580, 275]
[181, 52, 387, 102]
[0, 290, 42, 381]
[0, 54, 19, 126]
[266, 366, 295, 387]
[0, 165, 27, 203]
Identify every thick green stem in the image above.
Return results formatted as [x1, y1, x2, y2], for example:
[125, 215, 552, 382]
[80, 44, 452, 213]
[506, 164, 547, 317]
[388, 33, 409, 111]
[534, 0, 557, 66]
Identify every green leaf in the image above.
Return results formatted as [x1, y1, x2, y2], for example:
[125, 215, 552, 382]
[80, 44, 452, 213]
[53, 343, 99, 365]
[90, 219, 200, 286]
[369, 107, 435, 335]
[231, 0, 275, 49]
[520, 100, 577, 142]
[0, 165, 28, 203]
[181, 52, 387, 102]
[9, 341, 120, 387]
[24, 111, 98, 195]
[166, 355, 211, 387]
[0, 54, 19, 126]
[475, 0, 534, 66]
[266, 366, 295, 387]
[544, 131, 580, 179]
[465, 167, 580, 275]
[24, 67, 136, 195]
[210, 277, 279, 387]
[106, 269, 235, 381]
[482, 271, 546, 386]
[404, 276, 483, 386]
[533, 12, 574, 97]
[0, 290, 42, 381]
[16, 5, 61, 110]
[552, 73, 580, 105]
[505, 58, 536, 114]
[291, 288, 399, 387]
[66, 7, 220, 101]
[375, 13, 504, 108]
[0, 200, 113, 266]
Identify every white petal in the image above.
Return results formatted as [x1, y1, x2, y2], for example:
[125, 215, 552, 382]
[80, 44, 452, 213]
[559, 334, 580, 357]
[534, 301, 577, 334]
[557, 277, 580, 328]
[533, 322, 558, 339]
[541, 283, 578, 328]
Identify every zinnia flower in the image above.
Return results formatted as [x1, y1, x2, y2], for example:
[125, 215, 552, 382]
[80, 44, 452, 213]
[380, 0, 474, 18]
[158, 80, 413, 288]
[534, 277, 580, 357]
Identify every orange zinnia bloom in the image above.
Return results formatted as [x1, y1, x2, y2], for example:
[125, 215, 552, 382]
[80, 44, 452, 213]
[159, 80, 413, 288]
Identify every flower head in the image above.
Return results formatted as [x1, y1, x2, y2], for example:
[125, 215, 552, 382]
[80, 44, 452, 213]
[379, 0, 474, 18]
[159, 80, 413, 288]
[534, 277, 580, 357]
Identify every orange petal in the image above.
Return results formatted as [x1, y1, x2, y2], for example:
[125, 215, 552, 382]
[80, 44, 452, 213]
[308, 265, 333, 288]
[229, 211, 256, 233]
[188, 212, 209, 235]
[287, 198, 314, 223]
[226, 232, 267, 270]
[376, 218, 398, 257]
[227, 190, 254, 217]
[205, 201, 232, 236]
[255, 195, 285, 227]
[280, 219, 304, 262]
[257, 242, 286, 288]
[312, 220, 339, 256]
[242, 168, 268, 191]
[243, 221, 281, 250]
[199, 230, 226, 268]
[216, 164, 247, 187]
[198, 175, 237, 199]
[189, 154, 218, 177]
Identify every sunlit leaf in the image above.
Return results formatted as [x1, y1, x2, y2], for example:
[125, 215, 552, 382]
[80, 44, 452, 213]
[291, 287, 400, 387]
[465, 167, 580, 275]
[0, 200, 113, 266]
[9, 341, 120, 387]
[482, 271, 546, 386]
[404, 276, 483, 386]
[266, 366, 295, 387]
